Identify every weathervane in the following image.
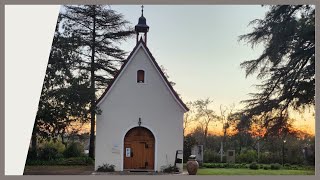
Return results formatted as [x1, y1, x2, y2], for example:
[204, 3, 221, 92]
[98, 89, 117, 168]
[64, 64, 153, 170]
[138, 117, 142, 126]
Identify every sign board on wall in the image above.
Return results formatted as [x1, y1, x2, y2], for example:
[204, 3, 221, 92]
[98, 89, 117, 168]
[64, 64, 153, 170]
[111, 148, 120, 154]
[126, 148, 131, 157]
[111, 144, 120, 154]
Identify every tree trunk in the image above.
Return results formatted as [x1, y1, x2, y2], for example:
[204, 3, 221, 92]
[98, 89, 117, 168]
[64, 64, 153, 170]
[257, 138, 260, 163]
[204, 126, 208, 148]
[61, 133, 67, 147]
[220, 141, 223, 162]
[89, 6, 97, 159]
[221, 127, 227, 162]
[31, 129, 37, 151]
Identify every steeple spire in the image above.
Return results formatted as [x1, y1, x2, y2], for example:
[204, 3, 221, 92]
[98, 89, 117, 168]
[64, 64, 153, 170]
[135, 5, 149, 45]
[141, 5, 144, 16]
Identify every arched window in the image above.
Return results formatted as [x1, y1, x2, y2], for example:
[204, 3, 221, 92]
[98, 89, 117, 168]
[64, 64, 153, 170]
[137, 70, 145, 83]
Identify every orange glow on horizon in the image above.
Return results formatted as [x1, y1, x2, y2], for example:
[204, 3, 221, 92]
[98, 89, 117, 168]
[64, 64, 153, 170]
[66, 108, 315, 138]
[183, 118, 314, 137]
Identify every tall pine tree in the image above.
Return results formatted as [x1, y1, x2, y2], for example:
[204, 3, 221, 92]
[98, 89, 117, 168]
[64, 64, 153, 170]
[238, 5, 315, 136]
[62, 5, 134, 158]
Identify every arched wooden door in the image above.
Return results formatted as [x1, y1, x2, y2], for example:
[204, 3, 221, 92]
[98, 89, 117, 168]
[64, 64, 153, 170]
[124, 127, 155, 170]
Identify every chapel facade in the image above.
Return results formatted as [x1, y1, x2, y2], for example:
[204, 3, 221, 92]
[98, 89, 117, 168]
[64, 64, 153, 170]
[95, 7, 188, 172]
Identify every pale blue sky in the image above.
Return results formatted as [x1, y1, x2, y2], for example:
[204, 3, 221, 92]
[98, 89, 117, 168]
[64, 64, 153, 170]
[111, 5, 268, 112]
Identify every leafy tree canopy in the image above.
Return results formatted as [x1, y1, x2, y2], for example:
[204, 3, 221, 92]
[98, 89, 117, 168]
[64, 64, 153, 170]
[35, 15, 91, 139]
[238, 5, 315, 136]
[62, 5, 134, 91]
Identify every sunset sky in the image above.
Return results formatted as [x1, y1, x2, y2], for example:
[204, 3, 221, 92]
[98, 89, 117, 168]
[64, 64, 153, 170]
[62, 5, 315, 135]
[111, 5, 315, 135]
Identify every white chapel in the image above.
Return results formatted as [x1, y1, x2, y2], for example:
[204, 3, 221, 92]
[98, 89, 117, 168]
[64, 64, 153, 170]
[95, 6, 189, 172]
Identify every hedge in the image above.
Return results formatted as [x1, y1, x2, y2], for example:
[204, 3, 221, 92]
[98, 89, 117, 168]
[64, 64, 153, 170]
[26, 156, 94, 166]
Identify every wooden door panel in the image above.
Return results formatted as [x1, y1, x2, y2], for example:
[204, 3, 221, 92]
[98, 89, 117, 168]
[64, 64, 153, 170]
[124, 127, 155, 170]
[145, 141, 154, 169]
[132, 141, 143, 169]
[137, 142, 146, 168]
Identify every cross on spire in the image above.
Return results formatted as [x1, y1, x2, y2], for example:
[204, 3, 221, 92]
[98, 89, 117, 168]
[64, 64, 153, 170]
[135, 5, 149, 45]
[141, 5, 144, 16]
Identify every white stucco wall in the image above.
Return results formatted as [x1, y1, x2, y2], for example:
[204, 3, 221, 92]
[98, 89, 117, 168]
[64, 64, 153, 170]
[95, 44, 185, 172]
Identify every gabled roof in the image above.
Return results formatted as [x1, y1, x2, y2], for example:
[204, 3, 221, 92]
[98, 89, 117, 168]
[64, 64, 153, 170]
[96, 39, 189, 112]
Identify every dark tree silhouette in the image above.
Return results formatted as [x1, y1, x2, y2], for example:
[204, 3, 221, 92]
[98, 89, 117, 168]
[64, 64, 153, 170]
[239, 5, 315, 136]
[32, 14, 91, 152]
[62, 5, 134, 158]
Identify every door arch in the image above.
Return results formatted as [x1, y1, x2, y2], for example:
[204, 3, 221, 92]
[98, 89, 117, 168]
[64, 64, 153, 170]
[123, 126, 155, 170]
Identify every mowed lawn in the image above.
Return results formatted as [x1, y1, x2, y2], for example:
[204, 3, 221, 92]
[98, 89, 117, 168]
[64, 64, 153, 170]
[24, 165, 315, 175]
[197, 168, 315, 175]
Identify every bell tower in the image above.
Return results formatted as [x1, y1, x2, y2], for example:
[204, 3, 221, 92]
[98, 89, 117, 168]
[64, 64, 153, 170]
[135, 5, 149, 45]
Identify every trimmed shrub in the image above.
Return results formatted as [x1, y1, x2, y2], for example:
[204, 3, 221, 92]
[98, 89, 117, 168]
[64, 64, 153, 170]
[25, 157, 94, 166]
[203, 163, 219, 168]
[284, 163, 291, 168]
[289, 165, 299, 170]
[38, 147, 60, 160]
[236, 150, 257, 163]
[161, 164, 179, 173]
[259, 152, 273, 164]
[59, 157, 94, 165]
[202, 163, 247, 169]
[203, 149, 221, 163]
[249, 162, 259, 170]
[26, 159, 50, 166]
[224, 163, 231, 168]
[263, 165, 270, 170]
[43, 140, 66, 154]
[97, 163, 115, 172]
[63, 142, 84, 158]
[270, 163, 281, 170]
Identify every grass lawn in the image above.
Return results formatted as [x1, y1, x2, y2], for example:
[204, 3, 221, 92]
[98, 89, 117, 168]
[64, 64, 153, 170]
[24, 165, 315, 175]
[24, 165, 94, 175]
[197, 168, 315, 175]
